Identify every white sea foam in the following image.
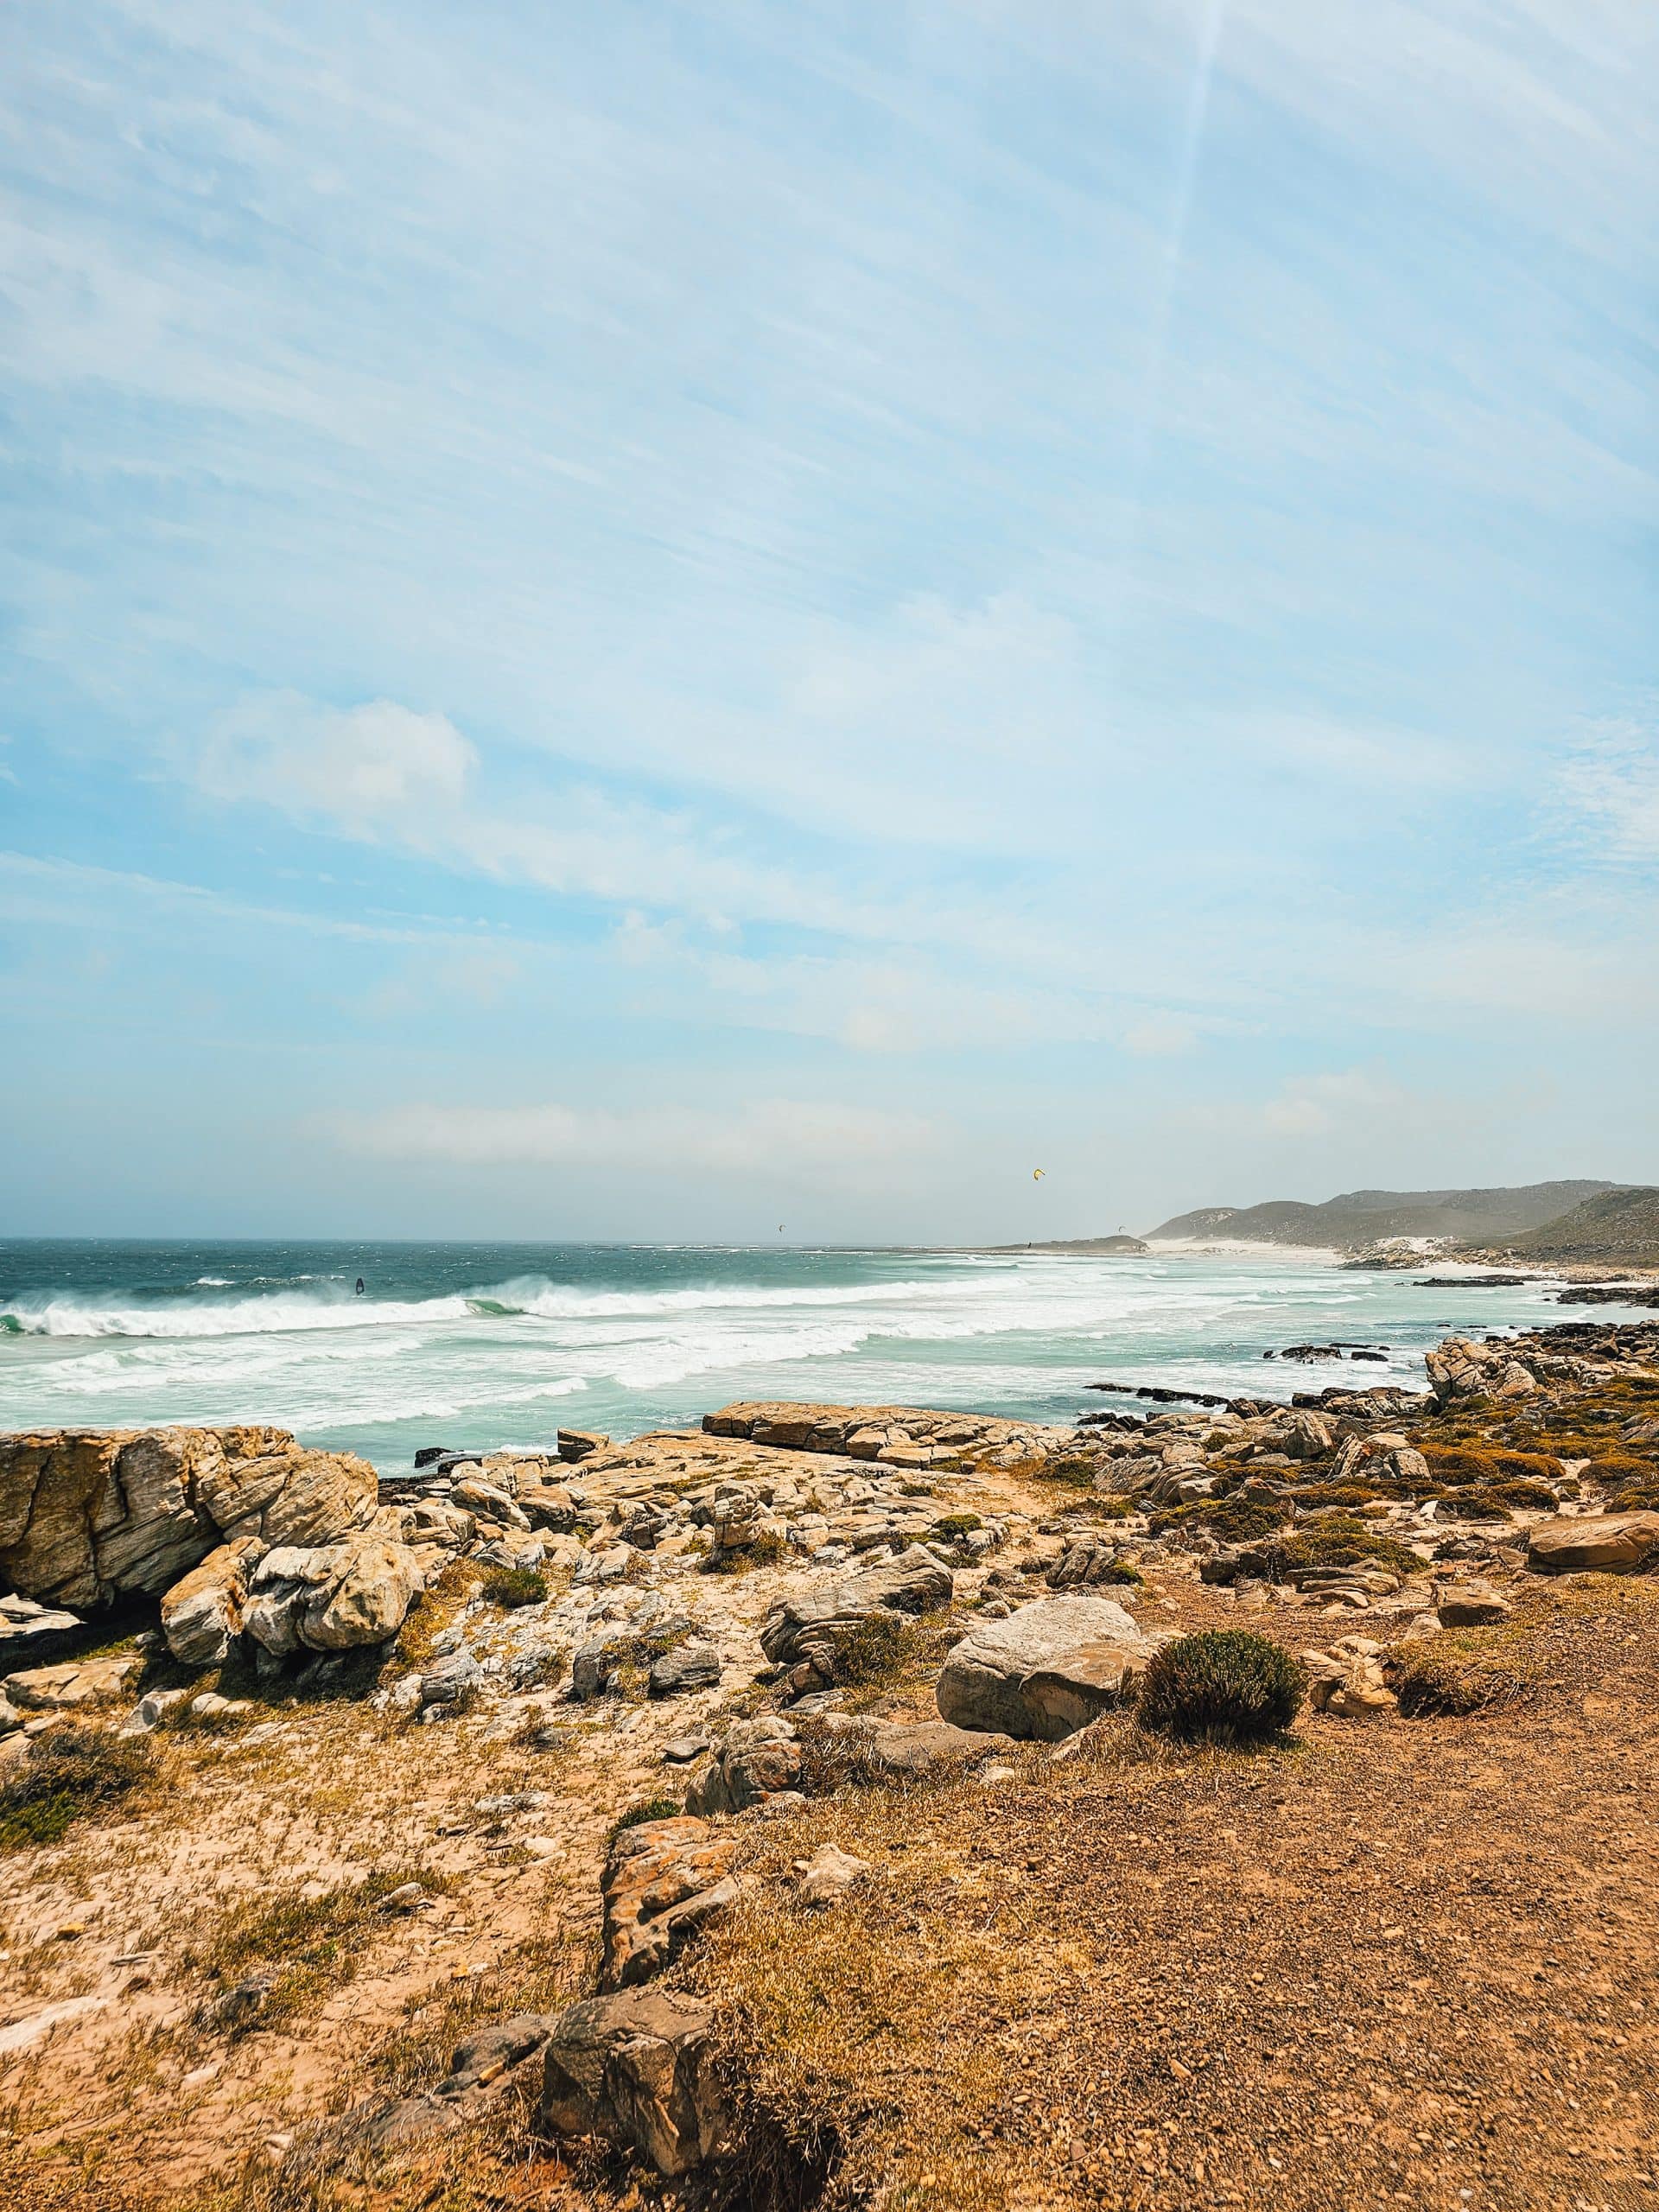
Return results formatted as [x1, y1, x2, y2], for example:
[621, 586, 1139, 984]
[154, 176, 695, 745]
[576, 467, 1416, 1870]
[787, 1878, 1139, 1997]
[0, 1248, 1570, 1471]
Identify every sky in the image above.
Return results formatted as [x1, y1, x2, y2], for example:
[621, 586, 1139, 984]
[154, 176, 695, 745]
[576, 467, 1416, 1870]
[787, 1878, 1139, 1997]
[1, 0, 1656, 1243]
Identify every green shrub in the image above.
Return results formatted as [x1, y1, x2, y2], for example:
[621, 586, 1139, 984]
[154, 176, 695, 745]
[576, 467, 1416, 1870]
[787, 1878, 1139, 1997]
[1150, 1491, 1291, 1543]
[1136, 1631, 1304, 1746]
[930, 1513, 982, 1540]
[607, 1796, 683, 1844]
[703, 1527, 791, 1575]
[0, 1726, 160, 1851]
[1039, 1455, 1100, 1490]
[1438, 1489, 1515, 1522]
[1421, 1444, 1564, 1486]
[480, 1564, 549, 1609]
[1266, 1515, 1427, 1580]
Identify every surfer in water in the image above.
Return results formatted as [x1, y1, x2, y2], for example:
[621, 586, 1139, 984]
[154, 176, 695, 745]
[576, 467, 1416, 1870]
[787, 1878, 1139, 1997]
[355, 1277, 365, 1296]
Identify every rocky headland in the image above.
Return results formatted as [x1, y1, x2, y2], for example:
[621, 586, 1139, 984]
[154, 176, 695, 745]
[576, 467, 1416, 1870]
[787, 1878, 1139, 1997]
[2, 1318, 1658, 2210]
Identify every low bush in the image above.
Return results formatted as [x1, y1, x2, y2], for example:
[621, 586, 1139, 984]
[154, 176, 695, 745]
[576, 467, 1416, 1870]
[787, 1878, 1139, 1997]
[930, 1513, 982, 1540]
[1438, 1489, 1515, 1522]
[480, 1564, 548, 1609]
[0, 1725, 160, 1850]
[1266, 1515, 1427, 1580]
[607, 1796, 684, 1844]
[1150, 1492, 1291, 1543]
[1038, 1454, 1101, 1491]
[832, 1611, 958, 1694]
[704, 1528, 791, 1575]
[1136, 1630, 1303, 1746]
[1421, 1443, 1564, 1486]
[1390, 1643, 1533, 1719]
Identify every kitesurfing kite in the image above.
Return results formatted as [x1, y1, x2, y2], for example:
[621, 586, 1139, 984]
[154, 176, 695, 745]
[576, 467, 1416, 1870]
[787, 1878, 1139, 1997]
[1032, 1168, 1045, 1182]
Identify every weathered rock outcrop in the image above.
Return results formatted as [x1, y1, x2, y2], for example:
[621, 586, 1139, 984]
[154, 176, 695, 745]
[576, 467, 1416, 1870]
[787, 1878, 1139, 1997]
[601, 1817, 740, 1989]
[241, 1519, 426, 1654]
[1527, 1513, 1659, 1575]
[936, 1596, 1156, 1739]
[702, 1400, 1071, 1469]
[759, 1544, 953, 1685]
[539, 1989, 727, 2176]
[160, 1538, 263, 1667]
[0, 1427, 376, 1611]
[684, 1717, 802, 1814]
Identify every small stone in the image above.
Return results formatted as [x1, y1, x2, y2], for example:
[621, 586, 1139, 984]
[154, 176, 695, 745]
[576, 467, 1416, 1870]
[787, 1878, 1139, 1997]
[798, 1844, 870, 1905]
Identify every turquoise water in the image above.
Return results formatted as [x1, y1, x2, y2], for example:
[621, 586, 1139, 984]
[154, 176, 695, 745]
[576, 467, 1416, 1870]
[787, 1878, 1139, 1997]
[0, 1240, 1570, 1471]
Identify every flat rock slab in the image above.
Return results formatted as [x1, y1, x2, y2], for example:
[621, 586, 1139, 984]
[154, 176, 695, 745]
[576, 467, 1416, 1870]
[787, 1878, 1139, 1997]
[4, 1652, 144, 1710]
[1527, 1514, 1659, 1575]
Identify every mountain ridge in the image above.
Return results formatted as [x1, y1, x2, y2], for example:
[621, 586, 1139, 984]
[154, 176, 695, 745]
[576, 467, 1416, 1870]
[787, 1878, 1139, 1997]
[1147, 1179, 1622, 1251]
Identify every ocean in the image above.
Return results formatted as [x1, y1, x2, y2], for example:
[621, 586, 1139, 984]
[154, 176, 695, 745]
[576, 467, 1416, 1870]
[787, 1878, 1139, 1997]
[0, 1240, 1569, 1471]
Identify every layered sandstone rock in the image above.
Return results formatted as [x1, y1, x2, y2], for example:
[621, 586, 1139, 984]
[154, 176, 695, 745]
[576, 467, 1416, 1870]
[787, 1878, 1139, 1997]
[0, 1427, 375, 1611]
[600, 1817, 740, 1989]
[1527, 1513, 1659, 1575]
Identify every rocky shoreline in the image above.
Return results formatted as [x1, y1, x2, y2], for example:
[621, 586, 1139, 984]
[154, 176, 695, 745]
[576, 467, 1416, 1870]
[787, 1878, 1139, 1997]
[2, 1315, 1658, 2209]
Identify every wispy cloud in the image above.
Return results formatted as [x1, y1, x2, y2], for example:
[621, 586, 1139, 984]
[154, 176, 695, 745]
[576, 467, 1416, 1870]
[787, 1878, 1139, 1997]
[327, 1096, 937, 1185]
[2, 0, 1655, 1231]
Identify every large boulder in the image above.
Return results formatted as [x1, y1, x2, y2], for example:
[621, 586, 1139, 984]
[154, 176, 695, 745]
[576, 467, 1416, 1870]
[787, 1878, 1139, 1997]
[936, 1596, 1154, 1738]
[242, 1522, 425, 1655]
[1527, 1514, 1659, 1576]
[0, 1427, 374, 1611]
[601, 1817, 740, 1989]
[160, 1538, 264, 1668]
[759, 1545, 953, 1684]
[539, 1990, 727, 2176]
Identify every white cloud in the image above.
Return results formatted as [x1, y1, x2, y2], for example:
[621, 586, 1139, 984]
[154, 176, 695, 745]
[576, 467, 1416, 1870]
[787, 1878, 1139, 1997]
[1556, 717, 1659, 863]
[194, 695, 477, 836]
[327, 1096, 936, 1184]
[1261, 1070, 1405, 1139]
[1123, 1014, 1198, 1057]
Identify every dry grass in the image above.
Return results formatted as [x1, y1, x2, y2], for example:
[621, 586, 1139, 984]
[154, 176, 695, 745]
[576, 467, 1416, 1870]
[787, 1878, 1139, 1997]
[0, 1726, 165, 1851]
[181, 1866, 461, 2033]
[1392, 1573, 1659, 1718]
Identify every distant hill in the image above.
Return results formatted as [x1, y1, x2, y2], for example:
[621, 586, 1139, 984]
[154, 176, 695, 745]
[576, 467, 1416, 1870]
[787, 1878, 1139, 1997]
[1147, 1180, 1621, 1251]
[1486, 1186, 1659, 1265]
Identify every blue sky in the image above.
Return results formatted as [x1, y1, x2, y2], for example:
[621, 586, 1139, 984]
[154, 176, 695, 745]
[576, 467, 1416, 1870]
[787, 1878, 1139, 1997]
[1, 0, 1655, 1241]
